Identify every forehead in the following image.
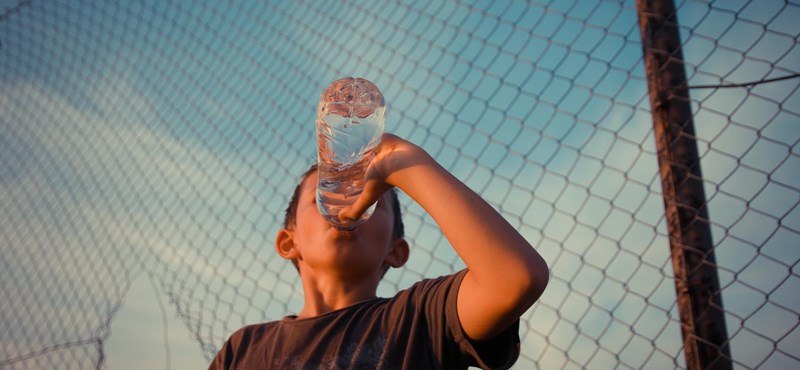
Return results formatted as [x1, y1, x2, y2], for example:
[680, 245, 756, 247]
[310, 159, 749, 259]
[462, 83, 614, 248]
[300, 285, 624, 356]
[297, 170, 318, 202]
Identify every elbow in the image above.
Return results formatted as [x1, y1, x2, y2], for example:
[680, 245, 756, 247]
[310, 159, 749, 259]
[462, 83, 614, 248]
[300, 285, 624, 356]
[517, 257, 549, 310]
[473, 247, 550, 316]
[533, 266, 549, 301]
[486, 257, 549, 316]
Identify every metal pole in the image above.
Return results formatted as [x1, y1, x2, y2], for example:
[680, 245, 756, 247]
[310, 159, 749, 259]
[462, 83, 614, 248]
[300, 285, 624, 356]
[635, 1, 732, 369]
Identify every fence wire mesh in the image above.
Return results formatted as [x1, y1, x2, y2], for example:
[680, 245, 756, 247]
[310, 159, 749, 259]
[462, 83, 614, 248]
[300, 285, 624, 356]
[1, 0, 798, 369]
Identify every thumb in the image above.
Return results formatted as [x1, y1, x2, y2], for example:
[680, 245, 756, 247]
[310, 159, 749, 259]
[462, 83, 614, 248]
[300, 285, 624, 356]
[338, 178, 392, 222]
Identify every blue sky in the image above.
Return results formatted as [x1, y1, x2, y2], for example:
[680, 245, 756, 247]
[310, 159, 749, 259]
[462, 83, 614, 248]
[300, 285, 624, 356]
[1, 0, 798, 369]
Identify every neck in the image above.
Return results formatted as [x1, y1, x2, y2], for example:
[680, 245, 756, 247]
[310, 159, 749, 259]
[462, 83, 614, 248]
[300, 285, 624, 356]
[296, 269, 382, 318]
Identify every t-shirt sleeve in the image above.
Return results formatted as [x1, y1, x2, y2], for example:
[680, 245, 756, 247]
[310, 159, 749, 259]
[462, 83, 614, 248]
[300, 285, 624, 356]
[416, 269, 521, 370]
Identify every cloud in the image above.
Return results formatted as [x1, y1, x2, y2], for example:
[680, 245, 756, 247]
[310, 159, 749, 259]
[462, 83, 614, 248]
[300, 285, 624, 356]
[2, 61, 324, 357]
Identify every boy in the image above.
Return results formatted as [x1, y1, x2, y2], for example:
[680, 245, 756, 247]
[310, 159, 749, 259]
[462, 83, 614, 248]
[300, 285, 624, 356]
[209, 134, 549, 369]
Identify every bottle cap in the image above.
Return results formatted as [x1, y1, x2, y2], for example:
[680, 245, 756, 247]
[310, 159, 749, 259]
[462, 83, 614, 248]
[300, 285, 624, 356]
[318, 77, 385, 121]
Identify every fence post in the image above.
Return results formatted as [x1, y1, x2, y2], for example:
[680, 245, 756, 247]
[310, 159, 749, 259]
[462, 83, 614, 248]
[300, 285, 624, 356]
[635, 1, 732, 369]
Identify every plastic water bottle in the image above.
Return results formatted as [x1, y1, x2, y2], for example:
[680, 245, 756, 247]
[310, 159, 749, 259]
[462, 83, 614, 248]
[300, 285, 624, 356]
[316, 77, 386, 230]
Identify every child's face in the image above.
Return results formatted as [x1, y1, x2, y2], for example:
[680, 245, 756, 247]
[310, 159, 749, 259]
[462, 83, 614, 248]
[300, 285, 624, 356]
[288, 170, 399, 278]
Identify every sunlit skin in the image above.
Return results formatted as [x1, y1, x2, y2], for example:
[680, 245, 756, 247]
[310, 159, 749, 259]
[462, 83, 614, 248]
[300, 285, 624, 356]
[276, 133, 549, 341]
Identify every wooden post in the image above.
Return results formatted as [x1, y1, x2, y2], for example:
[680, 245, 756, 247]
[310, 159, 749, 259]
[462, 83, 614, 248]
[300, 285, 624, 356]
[635, 1, 732, 369]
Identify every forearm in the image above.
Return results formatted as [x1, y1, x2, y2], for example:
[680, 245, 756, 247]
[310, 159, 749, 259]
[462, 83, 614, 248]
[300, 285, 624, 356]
[390, 153, 548, 303]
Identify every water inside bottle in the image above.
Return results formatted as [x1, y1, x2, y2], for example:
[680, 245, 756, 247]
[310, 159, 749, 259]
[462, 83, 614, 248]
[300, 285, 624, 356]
[315, 77, 385, 230]
[318, 112, 383, 167]
[316, 154, 377, 230]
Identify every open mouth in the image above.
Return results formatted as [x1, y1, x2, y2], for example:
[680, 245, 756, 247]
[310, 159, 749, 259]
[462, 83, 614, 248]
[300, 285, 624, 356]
[330, 225, 358, 238]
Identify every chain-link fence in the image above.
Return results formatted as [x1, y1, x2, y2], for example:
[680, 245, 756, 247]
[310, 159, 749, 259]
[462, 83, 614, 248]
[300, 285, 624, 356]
[1, 0, 798, 369]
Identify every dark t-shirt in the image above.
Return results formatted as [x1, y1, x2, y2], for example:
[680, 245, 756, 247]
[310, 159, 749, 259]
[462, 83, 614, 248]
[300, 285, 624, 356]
[208, 270, 520, 370]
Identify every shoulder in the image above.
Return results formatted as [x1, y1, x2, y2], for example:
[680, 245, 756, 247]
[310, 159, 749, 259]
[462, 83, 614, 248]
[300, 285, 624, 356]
[222, 320, 282, 351]
[395, 270, 522, 369]
[385, 270, 468, 341]
[208, 321, 282, 370]
[397, 269, 468, 301]
[231, 320, 279, 336]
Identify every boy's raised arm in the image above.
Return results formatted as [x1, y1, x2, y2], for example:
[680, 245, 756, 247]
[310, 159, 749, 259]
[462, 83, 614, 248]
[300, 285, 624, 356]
[343, 134, 549, 342]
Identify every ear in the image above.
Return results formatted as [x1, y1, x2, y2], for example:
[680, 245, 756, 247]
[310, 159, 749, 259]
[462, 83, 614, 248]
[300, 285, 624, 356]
[275, 228, 300, 261]
[385, 238, 410, 268]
